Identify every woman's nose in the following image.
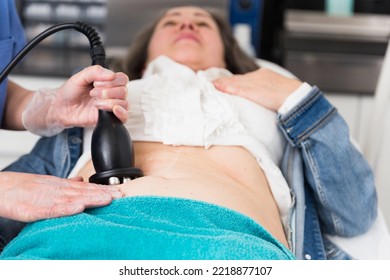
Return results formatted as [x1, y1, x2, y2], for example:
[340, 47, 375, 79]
[179, 21, 196, 31]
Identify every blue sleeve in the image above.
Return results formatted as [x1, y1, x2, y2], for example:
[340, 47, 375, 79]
[278, 87, 378, 236]
[0, 0, 27, 123]
[0, 0, 26, 50]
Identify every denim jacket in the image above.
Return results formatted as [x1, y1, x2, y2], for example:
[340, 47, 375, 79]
[0, 88, 378, 258]
[278, 86, 378, 259]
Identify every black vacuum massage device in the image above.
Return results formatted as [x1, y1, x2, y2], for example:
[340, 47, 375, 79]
[0, 22, 143, 185]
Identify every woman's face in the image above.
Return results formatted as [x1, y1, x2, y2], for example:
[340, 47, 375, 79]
[147, 6, 226, 71]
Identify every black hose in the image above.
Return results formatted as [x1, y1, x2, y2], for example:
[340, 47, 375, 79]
[0, 22, 106, 83]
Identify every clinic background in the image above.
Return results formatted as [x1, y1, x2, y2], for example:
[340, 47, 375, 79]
[1, 0, 390, 228]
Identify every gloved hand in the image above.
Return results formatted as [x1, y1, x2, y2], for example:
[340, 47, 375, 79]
[22, 65, 129, 136]
[0, 171, 123, 222]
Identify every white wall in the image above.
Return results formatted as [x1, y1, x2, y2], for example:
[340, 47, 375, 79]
[0, 130, 40, 170]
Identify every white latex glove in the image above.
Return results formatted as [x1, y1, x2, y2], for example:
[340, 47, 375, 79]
[22, 65, 129, 136]
[0, 171, 123, 222]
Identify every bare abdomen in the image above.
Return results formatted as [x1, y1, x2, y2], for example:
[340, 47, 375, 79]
[77, 141, 288, 247]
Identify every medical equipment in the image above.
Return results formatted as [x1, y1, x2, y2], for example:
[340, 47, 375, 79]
[229, 0, 263, 56]
[0, 22, 143, 185]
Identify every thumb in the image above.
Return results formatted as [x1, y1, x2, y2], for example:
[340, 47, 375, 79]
[212, 79, 239, 95]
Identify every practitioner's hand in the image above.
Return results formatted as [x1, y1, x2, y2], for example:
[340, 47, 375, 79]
[212, 68, 302, 112]
[56, 65, 129, 125]
[22, 65, 129, 136]
[0, 172, 123, 222]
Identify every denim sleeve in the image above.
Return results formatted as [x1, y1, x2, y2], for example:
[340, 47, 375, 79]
[3, 127, 83, 177]
[277, 86, 378, 237]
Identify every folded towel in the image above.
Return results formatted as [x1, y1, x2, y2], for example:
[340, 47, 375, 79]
[0, 196, 295, 260]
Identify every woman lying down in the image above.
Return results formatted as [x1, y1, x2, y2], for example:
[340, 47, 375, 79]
[0, 6, 377, 260]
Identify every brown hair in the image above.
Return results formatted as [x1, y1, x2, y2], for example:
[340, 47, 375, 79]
[111, 6, 260, 80]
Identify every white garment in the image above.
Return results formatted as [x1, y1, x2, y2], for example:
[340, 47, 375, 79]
[125, 56, 292, 227]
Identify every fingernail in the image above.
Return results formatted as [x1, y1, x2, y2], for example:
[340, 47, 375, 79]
[107, 188, 123, 199]
[94, 100, 106, 108]
[124, 86, 128, 98]
[102, 68, 114, 76]
[115, 105, 128, 115]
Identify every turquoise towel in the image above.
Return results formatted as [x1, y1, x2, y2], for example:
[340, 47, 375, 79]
[0, 196, 295, 260]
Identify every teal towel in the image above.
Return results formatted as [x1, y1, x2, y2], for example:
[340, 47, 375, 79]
[0, 196, 295, 260]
